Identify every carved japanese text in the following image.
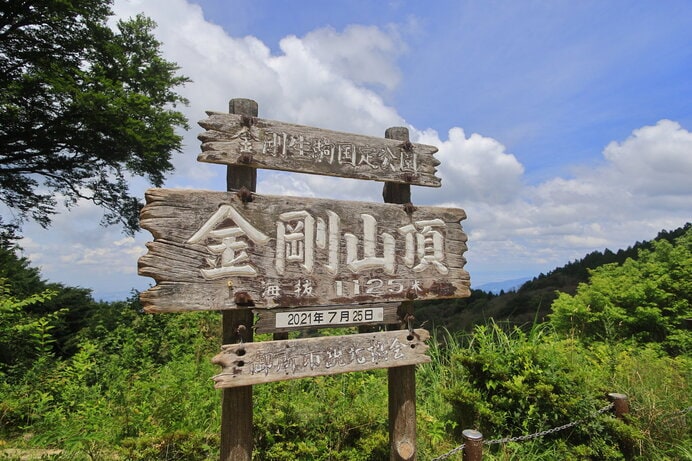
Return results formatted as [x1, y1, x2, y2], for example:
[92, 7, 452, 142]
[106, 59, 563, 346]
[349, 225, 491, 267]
[197, 113, 442, 187]
[211, 329, 431, 387]
[189, 205, 446, 280]
[138, 189, 470, 312]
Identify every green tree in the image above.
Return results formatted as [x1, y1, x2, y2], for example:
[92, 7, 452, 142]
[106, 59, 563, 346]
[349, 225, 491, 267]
[0, 241, 43, 296]
[550, 227, 692, 354]
[0, 0, 190, 234]
[0, 278, 59, 379]
[0, 244, 100, 359]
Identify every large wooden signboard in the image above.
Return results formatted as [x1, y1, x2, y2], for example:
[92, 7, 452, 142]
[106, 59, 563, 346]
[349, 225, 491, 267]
[138, 188, 469, 313]
[136, 99, 471, 461]
[212, 329, 431, 388]
[198, 113, 441, 187]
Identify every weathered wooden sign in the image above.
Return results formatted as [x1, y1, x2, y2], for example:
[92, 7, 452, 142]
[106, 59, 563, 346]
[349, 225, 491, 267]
[138, 188, 469, 313]
[211, 328, 431, 388]
[198, 112, 441, 187]
[253, 303, 400, 334]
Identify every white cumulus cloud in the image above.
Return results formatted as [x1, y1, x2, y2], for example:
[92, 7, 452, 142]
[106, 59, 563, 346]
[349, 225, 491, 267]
[603, 119, 692, 196]
[416, 127, 525, 205]
[11, 0, 691, 298]
[461, 119, 692, 284]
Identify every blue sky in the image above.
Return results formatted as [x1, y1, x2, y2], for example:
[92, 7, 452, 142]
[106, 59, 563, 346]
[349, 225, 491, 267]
[194, 0, 692, 181]
[12, 0, 692, 300]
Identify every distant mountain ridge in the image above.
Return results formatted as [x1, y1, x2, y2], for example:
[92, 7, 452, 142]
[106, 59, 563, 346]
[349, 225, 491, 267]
[475, 277, 532, 294]
[416, 223, 691, 333]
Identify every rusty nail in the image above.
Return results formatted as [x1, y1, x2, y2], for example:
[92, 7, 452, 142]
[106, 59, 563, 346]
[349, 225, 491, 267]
[402, 172, 414, 183]
[239, 153, 253, 164]
[240, 115, 255, 128]
[237, 187, 253, 203]
[399, 140, 413, 151]
[404, 313, 416, 334]
[235, 324, 248, 344]
[234, 291, 255, 307]
[403, 202, 416, 214]
[405, 289, 418, 300]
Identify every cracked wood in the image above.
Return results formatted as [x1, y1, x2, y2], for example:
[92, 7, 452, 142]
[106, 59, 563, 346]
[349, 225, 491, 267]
[212, 329, 431, 387]
[198, 113, 441, 187]
[138, 188, 469, 312]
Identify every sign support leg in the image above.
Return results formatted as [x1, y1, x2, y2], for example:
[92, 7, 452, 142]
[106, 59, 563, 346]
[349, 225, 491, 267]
[389, 353, 417, 461]
[221, 309, 254, 461]
[221, 98, 258, 461]
[384, 126, 417, 461]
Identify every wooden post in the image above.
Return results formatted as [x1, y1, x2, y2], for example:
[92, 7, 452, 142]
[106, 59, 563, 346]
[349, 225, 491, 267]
[462, 429, 483, 461]
[221, 98, 257, 461]
[385, 126, 417, 461]
[227, 100, 285, 344]
[225, 99, 257, 193]
[382, 127, 412, 205]
[608, 393, 630, 419]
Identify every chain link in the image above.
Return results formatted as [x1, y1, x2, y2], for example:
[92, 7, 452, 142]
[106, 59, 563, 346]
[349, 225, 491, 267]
[429, 444, 465, 461]
[429, 403, 614, 461]
[485, 404, 614, 446]
[666, 405, 692, 418]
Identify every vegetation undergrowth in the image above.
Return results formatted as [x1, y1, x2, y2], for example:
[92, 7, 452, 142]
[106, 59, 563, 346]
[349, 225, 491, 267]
[1, 226, 689, 460]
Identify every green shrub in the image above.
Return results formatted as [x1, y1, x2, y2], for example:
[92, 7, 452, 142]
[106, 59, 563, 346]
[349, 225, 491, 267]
[603, 344, 691, 459]
[440, 322, 627, 459]
[253, 371, 389, 460]
[120, 430, 218, 461]
[550, 228, 691, 354]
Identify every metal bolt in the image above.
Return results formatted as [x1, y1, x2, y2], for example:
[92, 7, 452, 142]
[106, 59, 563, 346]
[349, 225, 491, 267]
[235, 324, 248, 344]
[403, 202, 416, 214]
[234, 291, 255, 307]
[237, 187, 253, 203]
[240, 114, 255, 128]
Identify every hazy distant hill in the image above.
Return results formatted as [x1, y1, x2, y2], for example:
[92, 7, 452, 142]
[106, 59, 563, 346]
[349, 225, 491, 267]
[475, 277, 531, 295]
[415, 223, 691, 333]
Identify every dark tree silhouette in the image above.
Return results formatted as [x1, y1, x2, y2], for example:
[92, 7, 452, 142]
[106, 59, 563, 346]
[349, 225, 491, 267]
[0, 0, 190, 235]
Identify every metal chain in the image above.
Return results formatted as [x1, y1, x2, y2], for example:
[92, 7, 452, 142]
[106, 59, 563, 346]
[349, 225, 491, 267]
[485, 403, 614, 446]
[429, 444, 465, 461]
[661, 405, 692, 421]
[429, 403, 613, 461]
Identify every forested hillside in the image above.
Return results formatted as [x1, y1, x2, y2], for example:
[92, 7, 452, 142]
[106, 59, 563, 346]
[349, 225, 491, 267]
[1, 224, 690, 460]
[416, 223, 691, 333]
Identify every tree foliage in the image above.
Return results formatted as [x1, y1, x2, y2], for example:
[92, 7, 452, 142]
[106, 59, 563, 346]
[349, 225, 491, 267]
[0, 0, 189, 235]
[550, 226, 691, 354]
[415, 223, 691, 334]
[0, 244, 100, 362]
[0, 278, 59, 379]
